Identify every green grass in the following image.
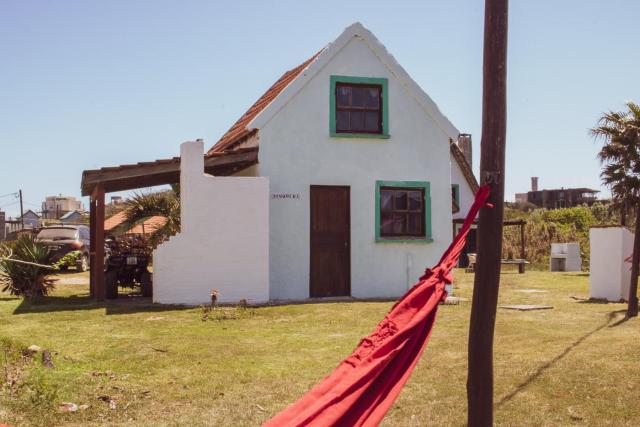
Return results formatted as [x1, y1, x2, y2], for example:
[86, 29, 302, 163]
[0, 269, 638, 426]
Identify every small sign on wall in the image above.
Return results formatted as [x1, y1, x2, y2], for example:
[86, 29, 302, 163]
[271, 193, 301, 200]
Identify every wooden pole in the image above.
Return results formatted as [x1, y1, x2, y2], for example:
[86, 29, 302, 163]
[90, 185, 106, 301]
[89, 196, 96, 298]
[467, 0, 508, 425]
[519, 221, 525, 274]
[19, 190, 24, 230]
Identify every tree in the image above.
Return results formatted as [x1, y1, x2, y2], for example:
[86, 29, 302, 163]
[591, 101, 640, 317]
[120, 186, 181, 248]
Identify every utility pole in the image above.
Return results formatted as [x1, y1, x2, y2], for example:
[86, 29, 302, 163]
[467, 0, 508, 426]
[19, 189, 24, 230]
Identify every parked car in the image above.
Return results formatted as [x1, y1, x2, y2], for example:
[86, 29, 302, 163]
[36, 225, 90, 271]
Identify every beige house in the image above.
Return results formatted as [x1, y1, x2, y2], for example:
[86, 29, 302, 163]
[41, 194, 83, 219]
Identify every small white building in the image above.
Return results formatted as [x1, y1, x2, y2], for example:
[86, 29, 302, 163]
[153, 23, 478, 304]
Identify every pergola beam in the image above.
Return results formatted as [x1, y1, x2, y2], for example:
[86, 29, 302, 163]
[81, 148, 258, 196]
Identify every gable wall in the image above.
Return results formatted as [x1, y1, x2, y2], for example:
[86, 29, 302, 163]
[451, 154, 476, 220]
[258, 36, 457, 299]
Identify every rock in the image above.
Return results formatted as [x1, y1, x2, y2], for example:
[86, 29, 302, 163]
[78, 404, 90, 411]
[58, 402, 78, 412]
[42, 349, 55, 368]
[27, 345, 41, 353]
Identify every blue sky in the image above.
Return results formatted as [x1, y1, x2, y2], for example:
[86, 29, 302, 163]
[1, 0, 639, 217]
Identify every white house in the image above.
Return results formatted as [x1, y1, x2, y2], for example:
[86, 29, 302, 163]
[153, 22, 477, 304]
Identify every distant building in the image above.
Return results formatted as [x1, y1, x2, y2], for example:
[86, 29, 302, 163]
[59, 210, 86, 224]
[19, 209, 41, 228]
[41, 194, 83, 219]
[0, 211, 5, 240]
[516, 177, 599, 209]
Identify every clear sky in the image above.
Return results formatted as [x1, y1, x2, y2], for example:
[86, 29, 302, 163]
[1, 0, 639, 217]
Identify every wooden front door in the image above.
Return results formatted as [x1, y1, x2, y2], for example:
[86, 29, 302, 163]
[310, 185, 351, 298]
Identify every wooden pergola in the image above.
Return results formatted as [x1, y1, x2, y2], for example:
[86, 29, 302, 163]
[453, 218, 527, 273]
[80, 146, 258, 300]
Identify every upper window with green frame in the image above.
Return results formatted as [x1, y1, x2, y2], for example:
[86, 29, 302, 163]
[330, 76, 389, 138]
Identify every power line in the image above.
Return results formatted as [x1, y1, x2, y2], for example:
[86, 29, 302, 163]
[0, 201, 19, 210]
[0, 192, 18, 199]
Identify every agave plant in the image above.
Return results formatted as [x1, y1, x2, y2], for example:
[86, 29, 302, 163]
[0, 234, 57, 298]
[120, 187, 180, 248]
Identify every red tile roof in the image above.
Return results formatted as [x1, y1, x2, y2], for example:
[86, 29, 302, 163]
[207, 51, 323, 155]
[104, 211, 127, 231]
[126, 216, 167, 235]
[104, 211, 167, 235]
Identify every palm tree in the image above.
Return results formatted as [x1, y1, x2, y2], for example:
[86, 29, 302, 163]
[120, 186, 181, 248]
[591, 101, 640, 317]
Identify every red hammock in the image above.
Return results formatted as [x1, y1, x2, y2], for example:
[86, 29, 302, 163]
[263, 185, 491, 427]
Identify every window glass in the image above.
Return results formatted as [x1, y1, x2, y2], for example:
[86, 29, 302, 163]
[379, 186, 426, 238]
[335, 82, 382, 134]
[336, 111, 350, 131]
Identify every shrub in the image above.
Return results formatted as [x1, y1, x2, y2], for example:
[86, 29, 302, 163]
[0, 235, 57, 298]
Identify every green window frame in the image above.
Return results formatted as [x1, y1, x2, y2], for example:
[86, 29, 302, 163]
[452, 184, 460, 206]
[330, 75, 389, 139]
[375, 181, 432, 243]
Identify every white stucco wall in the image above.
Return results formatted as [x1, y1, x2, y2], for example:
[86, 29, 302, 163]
[451, 155, 475, 220]
[257, 35, 457, 300]
[153, 141, 269, 305]
[589, 227, 632, 301]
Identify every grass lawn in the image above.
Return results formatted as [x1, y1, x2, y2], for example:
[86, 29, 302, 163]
[0, 269, 638, 426]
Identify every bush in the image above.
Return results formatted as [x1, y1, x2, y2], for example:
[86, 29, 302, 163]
[0, 235, 57, 298]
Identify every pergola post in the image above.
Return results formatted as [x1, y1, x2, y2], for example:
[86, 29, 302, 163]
[90, 184, 105, 301]
[519, 221, 526, 273]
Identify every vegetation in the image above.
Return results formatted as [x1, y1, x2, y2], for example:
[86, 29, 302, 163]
[0, 235, 57, 298]
[0, 271, 638, 426]
[591, 101, 640, 316]
[119, 187, 180, 248]
[502, 202, 616, 269]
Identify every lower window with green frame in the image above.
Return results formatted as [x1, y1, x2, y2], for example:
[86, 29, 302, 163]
[375, 181, 432, 243]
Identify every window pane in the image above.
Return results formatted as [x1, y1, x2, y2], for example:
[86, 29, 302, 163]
[380, 212, 394, 234]
[364, 112, 379, 132]
[365, 88, 379, 108]
[351, 87, 365, 107]
[350, 111, 364, 131]
[395, 191, 407, 210]
[408, 191, 422, 211]
[336, 111, 350, 131]
[392, 213, 405, 234]
[337, 86, 350, 107]
[408, 213, 422, 235]
[380, 190, 393, 211]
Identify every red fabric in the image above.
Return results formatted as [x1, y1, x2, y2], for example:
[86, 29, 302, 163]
[263, 185, 491, 427]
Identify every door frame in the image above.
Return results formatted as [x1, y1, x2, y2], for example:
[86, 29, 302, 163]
[309, 185, 351, 298]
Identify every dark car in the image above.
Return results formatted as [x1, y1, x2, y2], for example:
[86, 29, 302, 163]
[36, 225, 90, 271]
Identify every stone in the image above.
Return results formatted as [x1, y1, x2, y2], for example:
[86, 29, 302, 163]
[500, 305, 553, 311]
[27, 345, 41, 353]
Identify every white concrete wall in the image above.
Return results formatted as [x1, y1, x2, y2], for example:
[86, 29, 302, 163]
[153, 141, 269, 305]
[258, 36, 456, 300]
[451, 155, 475, 220]
[589, 227, 632, 301]
[550, 243, 581, 272]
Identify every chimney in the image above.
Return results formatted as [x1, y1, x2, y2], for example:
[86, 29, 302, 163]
[531, 177, 539, 192]
[457, 133, 472, 166]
